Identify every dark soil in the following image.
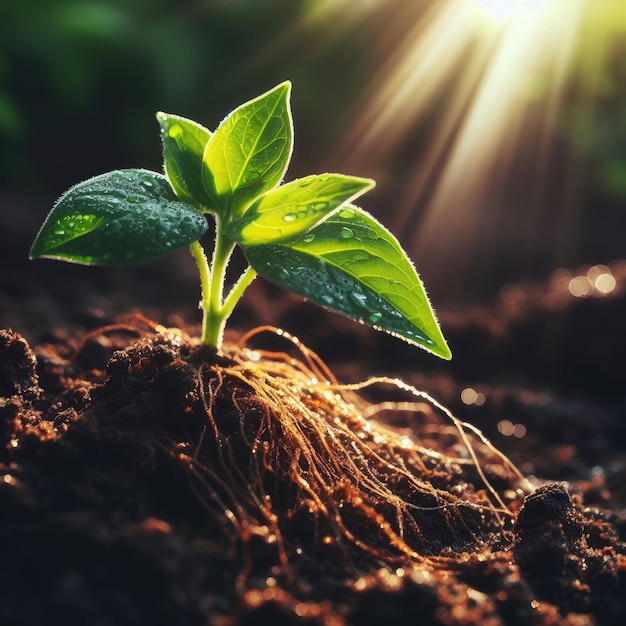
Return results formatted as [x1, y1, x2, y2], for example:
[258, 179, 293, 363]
[1, 202, 625, 624]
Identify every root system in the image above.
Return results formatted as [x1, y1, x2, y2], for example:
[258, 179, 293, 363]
[70, 323, 531, 576]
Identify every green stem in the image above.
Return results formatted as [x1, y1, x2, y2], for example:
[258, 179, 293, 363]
[189, 216, 256, 350]
[205, 220, 235, 348]
[221, 265, 257, 323]
[189, 240, 212, 344]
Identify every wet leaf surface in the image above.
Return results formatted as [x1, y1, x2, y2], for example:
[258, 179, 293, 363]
[29, 169, 208, 265]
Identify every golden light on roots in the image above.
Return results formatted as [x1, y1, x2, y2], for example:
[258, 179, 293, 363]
[171, 326, 531, 572]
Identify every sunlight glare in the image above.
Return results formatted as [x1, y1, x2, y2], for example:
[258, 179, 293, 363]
[477, 0, 544, 23]
[320, 0, 619, 297]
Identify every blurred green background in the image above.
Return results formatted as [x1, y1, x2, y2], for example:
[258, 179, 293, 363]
[1, 0, 625, 305]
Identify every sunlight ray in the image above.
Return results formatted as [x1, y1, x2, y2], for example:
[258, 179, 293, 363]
[320, 0, 620, 296]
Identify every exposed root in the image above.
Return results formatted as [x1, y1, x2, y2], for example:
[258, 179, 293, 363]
[9, 321, 532, 580]
[162, 325, 532, 573]
[70, 312, 164, 361]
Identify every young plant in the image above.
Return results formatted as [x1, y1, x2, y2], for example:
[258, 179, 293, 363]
[29, 82, 451, 360]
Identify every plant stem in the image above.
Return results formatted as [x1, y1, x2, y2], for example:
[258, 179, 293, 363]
[189, 240, 212, 344]
[221, 265, 257, 323]
[189, 216, 257, 350]
[205, 219, 235, 348]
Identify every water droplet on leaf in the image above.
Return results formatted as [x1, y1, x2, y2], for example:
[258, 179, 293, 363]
[349, 291, 368, 308]
[341, 227, 354, 239]
[283, 213, 296, 222]
[311, 201, 328, 212]
[168, 124, 183, 139]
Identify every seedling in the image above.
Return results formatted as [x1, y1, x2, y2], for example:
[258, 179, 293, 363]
[30, 82, 451, 360]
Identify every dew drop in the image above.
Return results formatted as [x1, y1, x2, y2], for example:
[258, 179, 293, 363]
[283, 213, 296, 222]
[303, 233, 315, 243]
[168, 124, 183, 139]
[320, 294, 334, 306]
[341, 227, 354, 239]
[278, 268, 290, 280]
[350, 291, 368, 308]
[339, 208, 355, 219]
[311, 201, 329, 212]
[368, 312, 382, 324]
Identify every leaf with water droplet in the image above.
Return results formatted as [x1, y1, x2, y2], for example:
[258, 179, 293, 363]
[225, 173, 374, 246]
[156, 112, 213, 210]
[29, 169, 208, 265]
[242, 205, 451, 359]
[202, 81, 293, 219]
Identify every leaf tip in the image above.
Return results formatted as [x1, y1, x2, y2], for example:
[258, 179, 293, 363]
[363, 177, 376, 191]
[438, 344, 453, 361]
[270, 80, 292, 107]
[277, 79, 292, 92]
[156, 111, 167, 127]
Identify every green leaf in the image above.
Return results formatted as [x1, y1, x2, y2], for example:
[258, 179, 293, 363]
[243, 205, 451, 359]
[225, 173, 375, 246]
[157, 112, 213, 210]
[29, 169, 208, 266]
[202, 81, 293, 219]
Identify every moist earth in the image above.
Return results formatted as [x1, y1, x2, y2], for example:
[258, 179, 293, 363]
[1, 266, 625, 626]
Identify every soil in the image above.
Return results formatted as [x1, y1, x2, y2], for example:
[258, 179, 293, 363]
[1, 203, 625, 625]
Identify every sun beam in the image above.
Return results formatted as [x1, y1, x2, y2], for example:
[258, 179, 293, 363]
[317, 0, 624, 299]
[476, 0, 544, 23]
